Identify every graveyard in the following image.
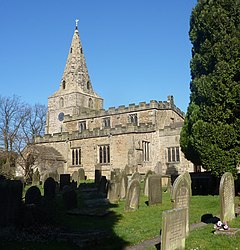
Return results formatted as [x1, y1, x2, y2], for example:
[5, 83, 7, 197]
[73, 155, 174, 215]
[1, 170, 240, 250]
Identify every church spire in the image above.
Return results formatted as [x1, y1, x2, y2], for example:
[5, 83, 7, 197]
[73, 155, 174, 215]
[60, 20, 95, 95]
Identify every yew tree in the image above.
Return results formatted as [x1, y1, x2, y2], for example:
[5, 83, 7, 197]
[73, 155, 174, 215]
[180, 0, 240, 177]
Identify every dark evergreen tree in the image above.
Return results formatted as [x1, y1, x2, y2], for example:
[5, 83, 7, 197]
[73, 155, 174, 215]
[180, 0, 240, 177]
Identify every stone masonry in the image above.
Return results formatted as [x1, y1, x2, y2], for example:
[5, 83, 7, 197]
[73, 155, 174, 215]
[33, 22, 194, 179]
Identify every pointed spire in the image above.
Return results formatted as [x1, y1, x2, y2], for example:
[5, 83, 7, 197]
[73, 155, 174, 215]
[60, 20, 95, 95]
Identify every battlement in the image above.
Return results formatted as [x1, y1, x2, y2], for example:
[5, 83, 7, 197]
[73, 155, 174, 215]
[35, 122, 156, 143]
[64, 96, 184, 122]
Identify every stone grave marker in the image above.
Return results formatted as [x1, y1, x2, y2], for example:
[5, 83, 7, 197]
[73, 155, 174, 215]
[183, 171, 192, 196]
[148, 175, 162, 205]
[60, 174, 71, 190]
[171, 172, 191, 235]
[143, 170, 154, 196]
[125, 179, 141, 211]
[95, 168, 102, 184]
[161, 208, 187, 250]
[107, 180, 120, 204]
[98, 176, 108, 195]
[220, 172, 235, 222]
[25, 186, 42, 206]
[78, 168, 85, 181]
[0, 179, 23, 227]
[72, 171, 79, 183]
[44, 177, 56, 200]
[119, 172, 128, 200]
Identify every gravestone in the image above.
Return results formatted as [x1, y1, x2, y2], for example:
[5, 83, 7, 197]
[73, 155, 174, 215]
[171, 172, 191, 235]
[107, 180, 120, 204]
[72, 171, 79, 183]
[131, 172, 141, 182]
[143, 170, 154, 196]
[219, 172, 235, 222]
[60, 174, 71, 190]
[0, 179, 23, 227]
[98, 176, 108, 195]
[119, 172, 128, 200]
[44, 177, 56, 200]
[161, 175, 171, 192]
[125, 165, 130, 175]
[148, 175, 162, 205]
[95, 168, 102, 184]
[125, 179, 141, 211]
[161, 208, 187, 250]
[78, 168, 85, 181]
[25, 186, 42, 206]
[183, 171, 192, 196]
[32, 168, 40, 186]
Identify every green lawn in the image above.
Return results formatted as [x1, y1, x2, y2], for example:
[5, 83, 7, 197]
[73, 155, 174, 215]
[1, 183, 240, 249]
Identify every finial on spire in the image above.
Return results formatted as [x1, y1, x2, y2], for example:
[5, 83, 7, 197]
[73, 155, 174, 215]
[75, 19, 79, 29]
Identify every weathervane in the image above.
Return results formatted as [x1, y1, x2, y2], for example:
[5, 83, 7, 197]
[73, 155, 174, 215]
[75, 19, 79, 28]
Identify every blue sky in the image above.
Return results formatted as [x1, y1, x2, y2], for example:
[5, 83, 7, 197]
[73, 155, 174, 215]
[0, 0, 197, 113]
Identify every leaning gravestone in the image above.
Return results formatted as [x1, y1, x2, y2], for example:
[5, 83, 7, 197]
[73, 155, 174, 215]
[60, 174, 71, 190]
[107, 180, 120, 204]
[161, 208, 187, 250]
[219, 172, 235, 222]
[125, 179, 141, 211]
[143, 170, 155, 196]
[171, 172, 191, 236]
[119, 172, 128, 200]
[148, 175, 162, 205]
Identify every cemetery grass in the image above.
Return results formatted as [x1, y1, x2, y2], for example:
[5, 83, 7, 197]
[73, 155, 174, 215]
[2, 184, 240, 249]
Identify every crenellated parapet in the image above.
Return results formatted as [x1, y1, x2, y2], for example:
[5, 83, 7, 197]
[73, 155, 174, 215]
[63, 96, 184, 122]
[35, 122, 156, 144]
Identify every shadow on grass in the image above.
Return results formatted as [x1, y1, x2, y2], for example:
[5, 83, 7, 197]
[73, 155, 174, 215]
[0, 181, 129, 250]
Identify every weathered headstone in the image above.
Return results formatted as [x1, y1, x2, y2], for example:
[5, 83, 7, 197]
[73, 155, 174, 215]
[220, 172, 235, 222]
[44, 177, 56, 200]
[95, 168, 102, 185]
[143, 170, 154, 196]
[107, 180, 120, 204]
[98, 176, 108, 195]
[161, 208, 187, 250]
[148, 175, 162, 205]
[72, 171, 79, 183]
[119, 172, 128, 200]
[171, 172, 191, 235]
[25, 186, 42, 206]
[32, 168, 40, 186]
[78, 168, 85, 181]
[125, 179, 141, 211]
[60, 174, 71, 190]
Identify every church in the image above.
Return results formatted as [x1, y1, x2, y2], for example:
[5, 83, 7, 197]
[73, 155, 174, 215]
[31, 22, 194, 179]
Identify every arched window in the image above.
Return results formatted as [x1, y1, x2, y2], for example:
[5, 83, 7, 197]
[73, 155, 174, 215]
[89, 98, 93, 108]
[62, 80, 66, 89]
[60, 97, 64, 108]
[87, 81, 90, 90]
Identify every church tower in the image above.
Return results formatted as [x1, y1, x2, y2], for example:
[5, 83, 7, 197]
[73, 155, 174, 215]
[46, 21, 103, 134]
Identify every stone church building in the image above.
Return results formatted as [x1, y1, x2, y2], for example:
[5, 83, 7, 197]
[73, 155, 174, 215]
[32, 23, 194, 179]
